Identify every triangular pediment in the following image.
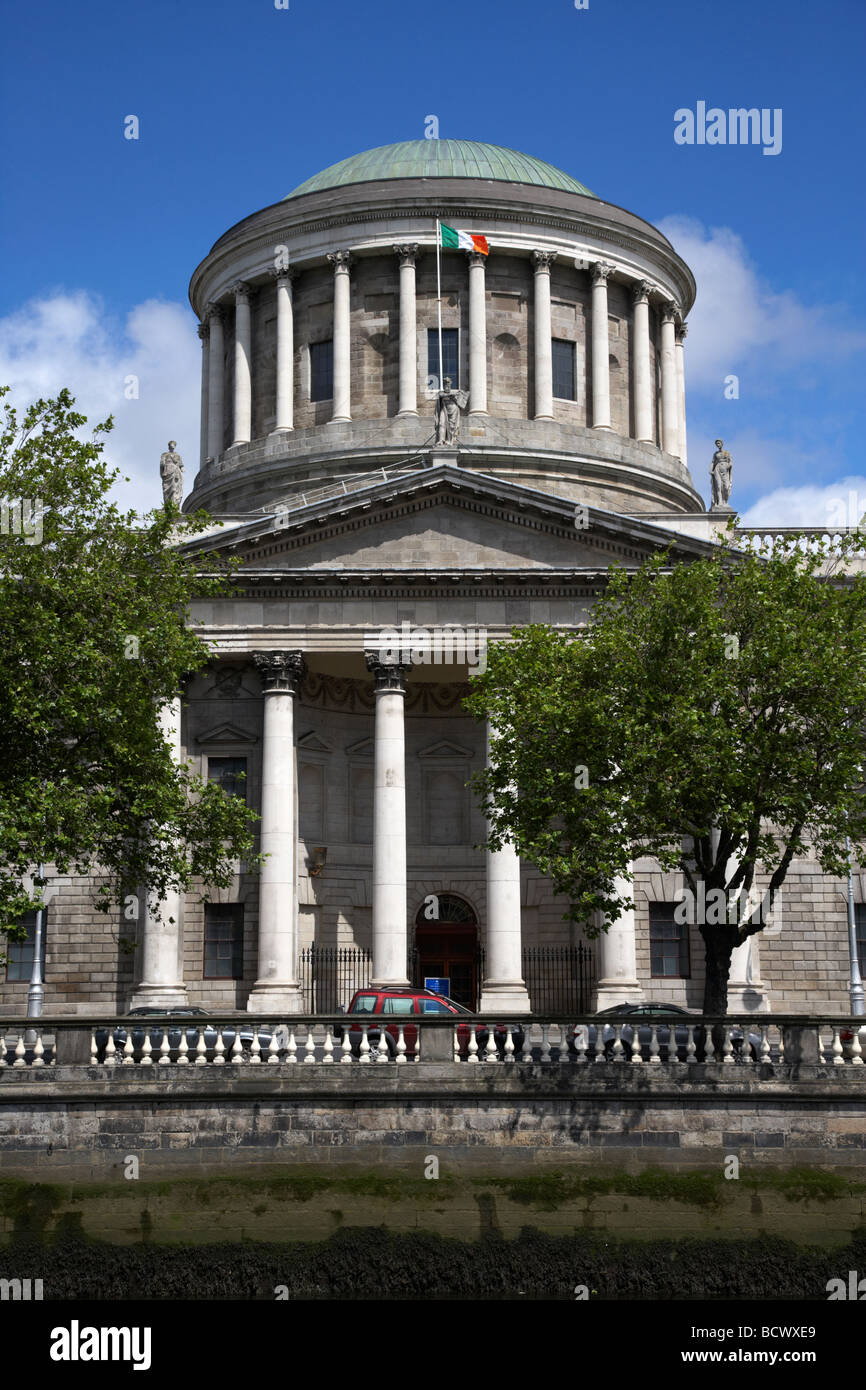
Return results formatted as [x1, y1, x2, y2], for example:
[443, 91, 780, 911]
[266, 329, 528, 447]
[297, 731, 333, 754]
[195, 721, 258, 745]
[182, 464, 718, 576]
[345, 736, 374, 757]
[418, 739, 474, 760]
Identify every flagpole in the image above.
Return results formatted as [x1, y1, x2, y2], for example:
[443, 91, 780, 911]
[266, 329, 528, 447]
[436, 218, 443, 393]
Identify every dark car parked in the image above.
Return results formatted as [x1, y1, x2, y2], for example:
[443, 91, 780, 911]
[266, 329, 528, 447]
[568, 1002, 762, 1062]
[335, 988, 525, 1058]
[93, 1008, 272, 1061]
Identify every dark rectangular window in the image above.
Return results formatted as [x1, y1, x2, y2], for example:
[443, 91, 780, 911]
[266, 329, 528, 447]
[552, 338, 576, 400]
[204, 904, 244, 980]
[5, 910, 47, 982]
[649, 903, 691, 978]
[427, 328, 459, 389]
[856, 904, 866, 973]
[310, 340, 334, 402]
[207, 756, 247, 802]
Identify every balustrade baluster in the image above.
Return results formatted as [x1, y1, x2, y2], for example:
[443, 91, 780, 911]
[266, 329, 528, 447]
[467, 1027, 479, 1063]
[759, 1026, 771, 1066]
[341, 1028, 353, 1064]
[704, 1027, 715, 1063]
[267, 1030, 280, 1065]
[359, 1023, 371, 1064]
[87, 1030, 97, 1066]
[13, 1036, 26, 1068]
[395, 1024, 407, 1064]
[540, 1024, 552, 1064]
[832, 1027, 845, 1065]
[630, 1026, 643, 1064]
[194, 1030, 208, 1066]
[611, 1024, 624, 1063]
[574, 1023, 588, 1064]
[686, 1025, 697, 1064]
[593, 1022, 605, 1063]
[851, 1027, 863, 1066]
[250, 1027, 262, 1064]
[503, 1024, 516, 1063]
[176, 1031, 189, 1065]
[158, 1032, 172, 1066]
[722, 1026, 734, 1064]
[230, 1030, 244, 1064]
[286, 1028, 298, 1064]
[212, 1028, 225, 1066]
[376, 1026, 391, 1063]
[648, 1024, 660, 1064]
[140, 1033, 152, 1066]
[323, 1027, 334, 1064]
[304, 1027, 317, 1064]
[32, 1033, 45, 1067]
[483, 1027, 497, 1064]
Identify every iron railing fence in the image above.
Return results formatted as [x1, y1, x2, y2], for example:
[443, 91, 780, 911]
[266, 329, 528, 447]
[298, 942, 595, 1013]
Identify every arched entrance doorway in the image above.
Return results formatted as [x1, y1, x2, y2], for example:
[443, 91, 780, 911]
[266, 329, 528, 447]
[413, 894, 480, 1009]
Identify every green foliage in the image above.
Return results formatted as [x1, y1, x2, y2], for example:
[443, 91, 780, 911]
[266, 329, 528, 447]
[0, 387, 262, 937]
[465, 530, 866, 1010]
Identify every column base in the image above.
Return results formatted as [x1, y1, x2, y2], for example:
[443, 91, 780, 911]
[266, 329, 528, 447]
[479, 982, 531, 1014]
[533, 414, 554, 422]
[328, 415, 352, 425]
[396, 409, 419, 419]
[593, 978, 644, 1010]
[246, 983, 305, 1014]
[128, 983, 189, 1010]
[268, 426, 293, 437]
[591, 423, 614, 432]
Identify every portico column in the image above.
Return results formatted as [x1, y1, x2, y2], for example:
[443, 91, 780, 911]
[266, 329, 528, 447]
[197, 322, 209, 468]
[675, 319, 688, 468]
[365, 653, 410, 987]
[206, 303, 224, 463]
[130, 695, 188, 1008]
[272, 267, 296, 433]
[632, 280, 653, 443]
[328, 250, 353, 423]
[532, 250, 555, 420]
[467, 250, 488, 415]
[480, 723, 530, 1013]
[591, 261, 613, 430]
[232, 281, 252, 447]
[248, 651, 306, 1013]
[393, 245, 418, 416]
[660, 304, 680, 457]
[593, 867, 644, 1009]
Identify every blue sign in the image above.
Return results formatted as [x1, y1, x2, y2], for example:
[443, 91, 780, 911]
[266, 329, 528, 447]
[424, 977, 450, 997]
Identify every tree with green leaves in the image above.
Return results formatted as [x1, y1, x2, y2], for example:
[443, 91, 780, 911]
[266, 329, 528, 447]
[465, 532, 866, 1014]
[0, 387, 261, 949]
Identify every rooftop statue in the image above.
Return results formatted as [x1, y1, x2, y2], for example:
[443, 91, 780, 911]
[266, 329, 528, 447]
[160, 441, 184, 508]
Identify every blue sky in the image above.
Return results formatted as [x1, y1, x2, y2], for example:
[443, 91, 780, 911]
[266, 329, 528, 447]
[1, 0, 864, 521]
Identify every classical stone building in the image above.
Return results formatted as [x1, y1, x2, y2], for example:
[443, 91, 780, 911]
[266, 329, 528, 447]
[2, 140, 860, 1019]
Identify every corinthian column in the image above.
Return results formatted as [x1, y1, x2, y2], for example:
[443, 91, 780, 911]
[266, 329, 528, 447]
[393, 245, 418, 417]
[272, 267, 296, 434]
[660, 304, 680, 457]
[130, 695, 188, 1008]
[631, 280, 653, 443]
[591, 261, 612, 430]
[328, 250, 352, 423]
[198, 322, 209, 468]
[532, 250, 555, 421]
[232, 282, 252, 447]
[480, 722, 530, 1013]
[365, 653, 410, 987]
[206, 303, 224, 463]
[675, 319, 688, 468]
[249, 651, 306, 1013]
[467, 250, 488, 415]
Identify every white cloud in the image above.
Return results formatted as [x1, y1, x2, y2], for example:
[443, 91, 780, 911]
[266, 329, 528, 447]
[740, 476, 866, 529]
[657, 216, 866, 392]
[0, 292, 199, 514]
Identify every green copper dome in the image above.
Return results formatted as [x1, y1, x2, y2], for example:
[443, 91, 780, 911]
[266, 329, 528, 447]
[285, 139, 597, 200]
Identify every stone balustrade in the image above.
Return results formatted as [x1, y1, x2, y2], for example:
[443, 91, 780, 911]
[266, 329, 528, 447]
[2, 1014, 865, 1071]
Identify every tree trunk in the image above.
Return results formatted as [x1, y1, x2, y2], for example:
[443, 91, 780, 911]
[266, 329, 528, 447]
[701, 929, 734, 1016]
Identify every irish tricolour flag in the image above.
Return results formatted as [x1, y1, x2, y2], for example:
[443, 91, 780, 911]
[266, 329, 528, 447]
[439, 222, 489, 255]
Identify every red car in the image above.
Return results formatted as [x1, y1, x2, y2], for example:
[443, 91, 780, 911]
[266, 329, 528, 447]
[335, 988, 525, 1059]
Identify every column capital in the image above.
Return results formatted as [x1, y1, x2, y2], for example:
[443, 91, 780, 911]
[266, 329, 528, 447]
[675, 319, 688, 342]
[365, 652, 410, 693]
[466, 250, 488, 268]
[269, 264, 298, 284]
[327, 249, 353, 271]
[231, 280, 251, 302]
[205, 301, 223, 323]
[532, 249, 556, 271]
[591, 260, 612, 286]
[197, 321, 209, 341]
[660, 301, 679, 325]
[393, 243, 419, 267]
[253, 650, 306, 694]
[631, 279, 653, 305]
